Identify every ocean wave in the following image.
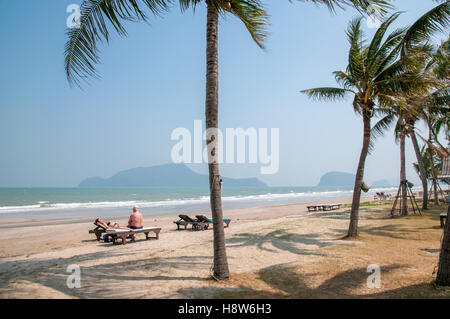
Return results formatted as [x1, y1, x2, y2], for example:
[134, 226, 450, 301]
[0, 187, 399, 214]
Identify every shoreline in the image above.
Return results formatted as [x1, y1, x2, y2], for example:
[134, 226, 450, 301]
[0, 195, 373, 229]
[0, 195, 372, 259]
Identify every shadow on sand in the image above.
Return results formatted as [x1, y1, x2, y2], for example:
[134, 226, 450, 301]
[177, 263, 445, 299]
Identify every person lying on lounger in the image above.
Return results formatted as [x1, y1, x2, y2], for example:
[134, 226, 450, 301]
[95, 206, 143, 230]
[95, 218, 127, 229]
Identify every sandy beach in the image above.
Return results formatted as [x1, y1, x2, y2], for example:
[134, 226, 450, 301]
[0, 195, 448, 299]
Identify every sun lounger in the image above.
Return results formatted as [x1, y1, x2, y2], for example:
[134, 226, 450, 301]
[195, 215, 231, 228]
[321, 203, 341, 211]
[89, 222, 108, 241]
[307, 205, 322, 212]
[105, 227, 161, 245]
[307, 204, 341, 212]
[173, 214, 207, 231]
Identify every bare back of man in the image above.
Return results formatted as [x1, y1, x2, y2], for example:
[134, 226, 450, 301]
[128, 206, 143, 229]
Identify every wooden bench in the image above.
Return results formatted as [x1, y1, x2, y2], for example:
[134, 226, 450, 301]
[106, 227, 161, 245]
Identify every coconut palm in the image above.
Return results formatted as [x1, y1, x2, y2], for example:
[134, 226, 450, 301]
[64, 0, 392, 279]
[396, 0, 450, 286]
[65, 0, 270, 281]
[378, 70, 447, 214]
[400, 0, 450, 58]
[422, 108, 449, 201]
[301, 13, 421, 237]
[390, 34, 450, 211]
[372, 42, 438, 214]
[413, 145, 444, 184]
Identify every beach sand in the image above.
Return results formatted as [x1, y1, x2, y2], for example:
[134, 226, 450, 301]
[0, 196, 448, 299]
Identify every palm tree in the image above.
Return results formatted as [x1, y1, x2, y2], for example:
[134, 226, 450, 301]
[373, 105, 421, 216]
[65, 0, 270, 281]
[64, 0, 392, 279]
[396, 0, 450, 286]
[413, 145, 432, 179]
[423, 108, 449, 203]
[398, 115, 409, 215]
[301, 13, 417, 237]
[393, 36, 449, 210]
[372, 45, 441, 213]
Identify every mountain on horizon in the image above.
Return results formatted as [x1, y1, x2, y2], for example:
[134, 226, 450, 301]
[317, 171, 394, 188]
[317, 171, 355, 187]
[78, 163, 267, 188]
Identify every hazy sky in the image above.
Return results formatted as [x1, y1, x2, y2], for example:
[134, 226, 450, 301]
[0, 0, 446, 187]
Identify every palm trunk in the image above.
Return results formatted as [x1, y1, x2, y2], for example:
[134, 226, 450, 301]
[347, 110, 371, 238]
[410, 129, 428, 210]
[400, 128, 408, 216]
[428, 145, 439, 205]
[205, 4, 229, 280]
[400, 119, 408, 216]
[436, 206, 450, 286]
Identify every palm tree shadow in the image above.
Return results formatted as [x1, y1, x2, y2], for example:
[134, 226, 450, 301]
[358, 224, 422, 240]
[226, 229, 345, 256]
[0, 252, 215, 298]
[178, 264, 405, 298]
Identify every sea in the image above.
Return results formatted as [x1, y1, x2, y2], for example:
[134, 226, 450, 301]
[0, 186, 398, 222]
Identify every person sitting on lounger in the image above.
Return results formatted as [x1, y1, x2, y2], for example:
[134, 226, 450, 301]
[127, 206, 143, 229]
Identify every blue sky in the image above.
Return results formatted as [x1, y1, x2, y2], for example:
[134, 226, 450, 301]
[0, 0, 445, 187]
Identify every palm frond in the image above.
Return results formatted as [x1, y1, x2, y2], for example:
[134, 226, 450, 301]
[229, 0, 270, 49]
[290, 0, 393, 15]
[368, 27, 406, 79]
[65, 0, 170, 87]
[333, 70, 355, 89]
[402, 1, 450, 55]
[178, 0, 202, 11]
[346, 17, 366, 82]
[301, 87, 349, 101]
[372, 111, 395, 140]
[367, 12, 401, 69]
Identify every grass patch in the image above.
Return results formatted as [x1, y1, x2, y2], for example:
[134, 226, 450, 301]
[342, 201, 388, 209]
[212, 203, 450, 298]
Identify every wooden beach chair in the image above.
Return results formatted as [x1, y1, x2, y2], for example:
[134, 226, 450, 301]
[105, 227, 161, 245]
[308, 203, 341, 212]
[307, 205, 322, 212]
[321, 203, 342, 211]
[173, 214, 206, 231]
[195, 215, 231, 228]
[89, 221, 108, 241]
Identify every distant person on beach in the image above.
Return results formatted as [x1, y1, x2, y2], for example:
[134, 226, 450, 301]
[95, 206, 143, 230]
[127, 206, 143, 229]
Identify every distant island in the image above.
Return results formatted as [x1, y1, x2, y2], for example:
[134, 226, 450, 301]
[318, 171, 392, 188]
[317, 171, 355, 187]
[79, 163, 267, 188]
